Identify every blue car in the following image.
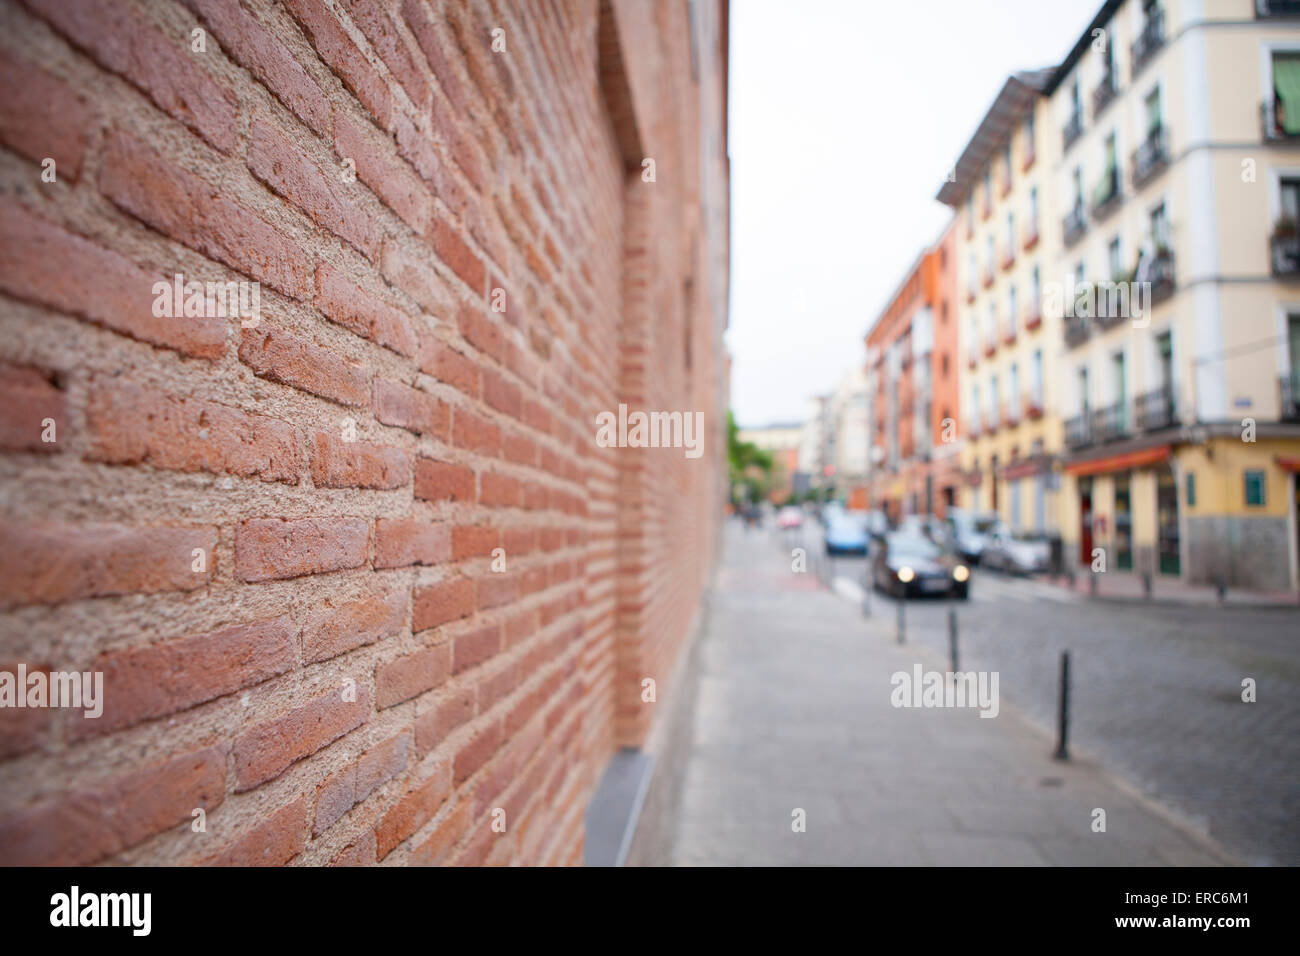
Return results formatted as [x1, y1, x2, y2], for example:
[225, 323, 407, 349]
[824, 512, 869, 556]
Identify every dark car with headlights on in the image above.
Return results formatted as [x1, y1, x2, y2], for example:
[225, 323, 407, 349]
[871, 532, 970, 599]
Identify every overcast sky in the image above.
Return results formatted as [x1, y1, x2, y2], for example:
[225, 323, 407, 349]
[727, 0, 1103, 428]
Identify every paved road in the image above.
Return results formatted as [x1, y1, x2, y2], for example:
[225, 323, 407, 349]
[801, 528, 1300, 867]
[665, 521, 1239, 866]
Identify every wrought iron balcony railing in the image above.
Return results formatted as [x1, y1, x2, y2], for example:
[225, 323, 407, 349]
[1282, 373, 1300, 421]
[1135, 385, 1176, 431]
[1271, 234, 1300, 276]
[1064, 315, 1090, 349]
[1131, 9, 1165, 77]
[1091, 168, 1121, 222]
[1090, 402, 1130, 444]
[1092, 72, 1118, 118]
[1260, 99, 1300, 141]
[1131, 127, 1169, 189]
[1064, 413, 1091, 449]
[1063, 203, 1087, 248]
[1062, 112, 1083, 152]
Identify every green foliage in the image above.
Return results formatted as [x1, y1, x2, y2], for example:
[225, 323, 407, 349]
[727, 411, 774, 505]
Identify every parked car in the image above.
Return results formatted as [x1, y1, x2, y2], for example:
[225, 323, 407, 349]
[944, 509, 1000, 564]
[777, 505, 804, 530]
[896, 514, 957, 550]
[824, 512, 869, 555]
[872, 532, 971, 599]
[980, 525, 1051, 575]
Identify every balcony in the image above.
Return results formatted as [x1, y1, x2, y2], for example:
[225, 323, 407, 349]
[983, 266, 995, 289]
[1022, 222, 1039, 251]
[1142, 248, 1176, 306]
[1063, 203, 1087, 248]
[985, 417, 999, 436]
[1131, 127, 1170, 190]
[1092, 72, 1118, 119]
[1024, 302, 1042, 331]
[1283, 373, 1300, 421]
[984, 338, 997, 358]
[1270, 231, 1300, 276]
[1064, 413, 1092, 449]
[1131, 9, 1165, 77]
[1022, 140, 1036, 172]
[1260, 99, 1300, 141]
[1064, 315, 1090, 349]
[1257, 0, 1300, 16]
[966, 285, 977, 304]
[968, 349, 978, 370]
[1000, 173, 1013, 199]
[1091, 167, 1122, 223]
[1062, 111, 1083, 152]
[1004, 402, 1020, 427]
[1135, 385, 1176, 431]
[981, 194, 992, 221]
[1092, 402, 1130, 443]
[1001, 246, 1016, 271]
[1003, 320, 1017, 345]
[1024, 393, 1044, 420]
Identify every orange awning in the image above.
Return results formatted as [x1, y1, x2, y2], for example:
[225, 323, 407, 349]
[1065, 445, 1171, 477]
[1277, 456, 1300, 473]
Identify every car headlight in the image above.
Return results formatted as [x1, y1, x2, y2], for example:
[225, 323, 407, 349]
[953, 565, 970, 582]
[897, 566, 915, 583]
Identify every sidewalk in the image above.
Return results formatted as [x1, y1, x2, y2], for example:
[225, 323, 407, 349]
[1032, 568, 1299, 608]
[663, 522, 1238, 866]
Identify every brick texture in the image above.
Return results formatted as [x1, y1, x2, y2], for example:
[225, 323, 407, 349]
[0, 0, 728, 867]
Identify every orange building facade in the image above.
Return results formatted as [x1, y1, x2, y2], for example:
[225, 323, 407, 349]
[865, 221, 961, 521]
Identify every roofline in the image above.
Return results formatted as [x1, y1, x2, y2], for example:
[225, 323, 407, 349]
[934, 69, 1054, 207]
[863, 213, 957, 345]
[1044, 0, 1124, 96]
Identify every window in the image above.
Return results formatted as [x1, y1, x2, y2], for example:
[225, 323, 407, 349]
[1272, 53, 1300, 136]
[1282, 178, 1300, 224]
[972, 385, 982, 431]
[1150, 202, 1169, 250]
[1006, 211, 1015, 252]
[1031, 265, 1041, 305]
[990, 374, 1000, 424]
[1072, 166, 1084, 209]
[1008, 285, 1018, 331]
[941, 353, 950, 377]
[1032, 349, 1044, 404]
[1108, 237, 1123, 279]
[1185, 471, 1196, 507]
[1078, 365, 1090, 413]
[1029, 186, 1039, 230]
[1245, 470, 1266, 506]
[987, 301, 997, 344]
[1025, 111, 1035, 150]
[1144, 87, 1162, 136]
[1009, 363, 1020, 417]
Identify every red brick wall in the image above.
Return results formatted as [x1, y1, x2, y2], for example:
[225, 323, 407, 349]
[0, 0, 728, 866]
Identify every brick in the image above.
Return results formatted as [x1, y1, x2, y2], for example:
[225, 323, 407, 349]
[501, 429, 537, 466]
[302, 589, 406, 663]
[332, 103, 430, 238]
[0, 45, 91, 180]
[482, 369, 522, 418]
[282, 0, 392, 129]
[99, 133, 312, 299]
[238, 326, 369, 407]
[451, 524, 499, 560]
[0, 199, 226, 358]
[356, 731, 412, 798]
[379, 240, 454, 315]
[418, 336, 481, 397]
[331, 831, 376, 866]
[376, 644, 450, 708]
[480, 471, 522, 508]
[401, 0, 468, 116]
[452, 406, 500, 457]
[373, 379, 449, 439]
[412, 577, 474, 632]
[0, 523, 215, 609]
[313, 765, 357, 836]
[80, 616, 296, 736]
[248, 116, 379, 259]
[453, 623, 501, 675]
[25, 0, 237, 152]
[0, 663, 54, 759]
[339, 0, 430, 111]
[375, 518, 450, 569]
[235, 516, 369, 583]
[204, 797, 308, 866]
[476, 573, 518, 611]
[414, 687, 476, 756]
[431, 220, 484, 294]
[315, 263, 418, 357]
[233, 684, 371, 790]
[183, 0, 332, 136]
[414, 457, 475, 502]
[374, 762, 451, 859]
[86, 382, 300, 484]
[453, 721, 502, 785]
[0, 745, 225, 865]
[310, 431, 410, 489]
[0, 363, 64, 452]
[409, 799, 470, 866]
[477, 663, 517, 712]
[457, 300, 508, 364]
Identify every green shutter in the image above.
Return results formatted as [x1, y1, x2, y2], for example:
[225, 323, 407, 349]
[1274, 56, 1300, 134]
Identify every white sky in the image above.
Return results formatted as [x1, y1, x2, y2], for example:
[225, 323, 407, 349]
[727, 0, 1103, 428]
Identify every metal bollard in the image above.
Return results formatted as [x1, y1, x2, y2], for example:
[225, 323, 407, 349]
[1142, 572, 1152, 600]
[861, 563, 872, 617]
[1054, 650, 1071, 761]
[1089, 572, 1098, 597]
[1216, 575, 1227, 603]
[896, 596, 905, 645]
[948, 607, 959, 673]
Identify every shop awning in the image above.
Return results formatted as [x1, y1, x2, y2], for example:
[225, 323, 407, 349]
[1276, 456, 1300, 473]
[1002, 458, 1048, 480]
[1064, 445, 1171, 477]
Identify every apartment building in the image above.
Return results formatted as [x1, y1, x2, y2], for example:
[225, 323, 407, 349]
[1047, 0, 1300, 590]
[938, 69, 1063, 534]
[865, 221, 961, 521]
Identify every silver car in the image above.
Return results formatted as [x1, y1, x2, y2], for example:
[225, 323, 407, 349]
[980, 524, 1050, 575]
